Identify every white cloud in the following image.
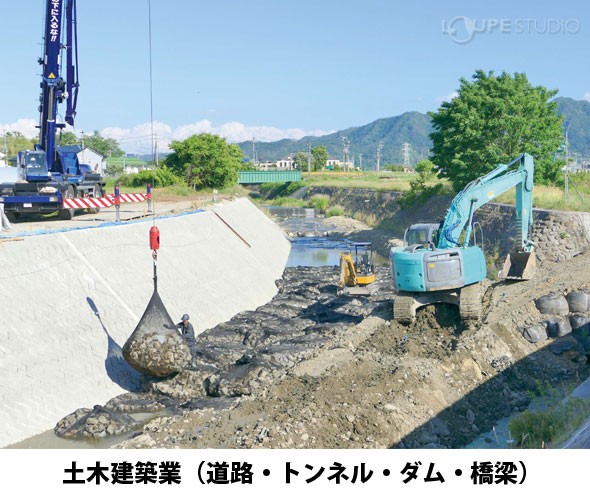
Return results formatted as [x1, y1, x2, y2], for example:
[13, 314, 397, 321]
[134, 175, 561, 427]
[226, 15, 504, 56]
[98, 120, 333, 154]
[168, 120, 332, 149]
[583, 92, 590, 102]
[0, 119, 38, 137]
[434, 91, 459, 105]
[0, 118, 332, 154]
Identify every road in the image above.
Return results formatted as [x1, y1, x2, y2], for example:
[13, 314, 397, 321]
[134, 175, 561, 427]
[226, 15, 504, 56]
[0, 197, 214, 237]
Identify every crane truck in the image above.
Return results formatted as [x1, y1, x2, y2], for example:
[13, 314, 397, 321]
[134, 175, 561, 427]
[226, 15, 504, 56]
[390, 153, 536, 324]
[0, 0, 105, 221]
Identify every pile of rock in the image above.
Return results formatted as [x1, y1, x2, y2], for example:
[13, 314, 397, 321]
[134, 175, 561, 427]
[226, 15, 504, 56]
[55, 405, 136, 439]
[522, 290, 590, 361]
[122, 291, 191, 377]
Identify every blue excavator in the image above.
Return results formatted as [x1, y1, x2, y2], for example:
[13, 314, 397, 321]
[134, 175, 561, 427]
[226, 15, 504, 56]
[390, 153, 536, 323]
[0, 0, 105, 221]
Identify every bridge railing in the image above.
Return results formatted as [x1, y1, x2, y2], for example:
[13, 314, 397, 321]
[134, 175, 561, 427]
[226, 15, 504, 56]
[238, 170, 302, 184]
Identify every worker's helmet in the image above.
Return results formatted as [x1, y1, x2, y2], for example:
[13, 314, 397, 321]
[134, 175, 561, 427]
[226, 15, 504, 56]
[181, 314, 190, 321]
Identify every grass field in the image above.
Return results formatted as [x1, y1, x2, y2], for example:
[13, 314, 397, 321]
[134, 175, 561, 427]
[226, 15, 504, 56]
[105, 170, 590, 212]
[495, 172, 590, 212]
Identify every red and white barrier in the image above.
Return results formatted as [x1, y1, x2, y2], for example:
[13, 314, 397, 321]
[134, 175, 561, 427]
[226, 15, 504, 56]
[63, 197, 114, 209]
[62, 193, 148, 209]
[108, 193, 148, 203]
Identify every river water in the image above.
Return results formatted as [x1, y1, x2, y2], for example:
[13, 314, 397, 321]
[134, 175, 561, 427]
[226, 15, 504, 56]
[266, 205, 388, 267]
[267, 206, 354, 267]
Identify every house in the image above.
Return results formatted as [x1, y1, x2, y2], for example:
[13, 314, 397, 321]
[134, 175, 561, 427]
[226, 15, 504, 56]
[78, 147, 106, 175]
[255, 158, 296, 171]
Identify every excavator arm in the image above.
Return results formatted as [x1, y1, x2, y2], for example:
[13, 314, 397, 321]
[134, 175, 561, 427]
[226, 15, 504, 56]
[340, 253, 358, 288]
[38, 0, 79, 174]
[438, 153, 534, 252]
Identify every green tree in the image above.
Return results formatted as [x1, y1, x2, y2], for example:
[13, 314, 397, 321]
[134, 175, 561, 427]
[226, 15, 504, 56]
[105, 162, 124, 177]
[293, 151, 309, 171]
[84, 131, 124, 157]
[1, 131, 35, 156]
[165, 133, 243, 189]
[430, 70, 564, 191]
[414, 159, 436, 181]
[311, 145, 329, 171]
[57, 131, 79, 146]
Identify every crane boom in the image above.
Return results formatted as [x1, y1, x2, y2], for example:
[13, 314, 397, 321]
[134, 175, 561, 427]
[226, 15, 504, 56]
[38, 0, 79, 172]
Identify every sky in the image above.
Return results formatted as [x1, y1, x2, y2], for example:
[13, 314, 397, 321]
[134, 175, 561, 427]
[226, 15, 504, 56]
[1, 0, 589, 154]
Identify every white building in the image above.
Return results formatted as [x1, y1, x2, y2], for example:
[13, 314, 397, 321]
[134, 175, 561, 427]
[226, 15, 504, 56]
[77, 147, 106, 175]
[256, 158, 295, 170]
[0, 151, 5, 167]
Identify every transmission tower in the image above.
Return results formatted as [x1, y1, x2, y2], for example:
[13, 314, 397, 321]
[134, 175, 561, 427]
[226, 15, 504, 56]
[401, 142, 411, 166]
[376, 141, 383, 172]
[252, 137, 258, 166]
[341, 137, 350, 171]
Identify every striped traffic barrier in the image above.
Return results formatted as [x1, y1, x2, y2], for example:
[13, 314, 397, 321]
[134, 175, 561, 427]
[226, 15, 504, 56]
[62, 193, 148, 209]
[62, 197, 114, 209]
[107, 193, 148, 203]
[61, 185, 149, 215]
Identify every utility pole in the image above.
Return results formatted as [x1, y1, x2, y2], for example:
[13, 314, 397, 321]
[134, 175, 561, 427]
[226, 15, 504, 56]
[341, 137, 350, 172]
[359, 153, 363, 171]
[565, 126, 569, 203]
[252, 137, 257, 167]
[307, 143, 312, 176]
[376, 141, 383, 172]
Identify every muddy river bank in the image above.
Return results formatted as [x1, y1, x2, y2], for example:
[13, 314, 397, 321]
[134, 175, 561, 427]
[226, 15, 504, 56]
[11, 207, 590, 449]
[10, 208, 392, 448]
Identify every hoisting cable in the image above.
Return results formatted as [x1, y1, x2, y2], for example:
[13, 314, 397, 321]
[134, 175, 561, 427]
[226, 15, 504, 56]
[147, 0, 159, 291]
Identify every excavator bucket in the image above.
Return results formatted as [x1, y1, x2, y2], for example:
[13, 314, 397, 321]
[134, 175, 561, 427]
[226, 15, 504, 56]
[500, 250, 536, 280]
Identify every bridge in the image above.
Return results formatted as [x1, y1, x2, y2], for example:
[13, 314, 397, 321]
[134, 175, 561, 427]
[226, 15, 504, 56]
[238, 170, 302, 184]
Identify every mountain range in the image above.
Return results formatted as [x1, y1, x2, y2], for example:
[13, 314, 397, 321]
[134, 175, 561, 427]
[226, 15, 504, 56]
[237, 97, 590, 167]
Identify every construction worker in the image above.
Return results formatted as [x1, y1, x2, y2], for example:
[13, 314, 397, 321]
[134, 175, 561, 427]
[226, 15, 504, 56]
[178, 313, 197, 366]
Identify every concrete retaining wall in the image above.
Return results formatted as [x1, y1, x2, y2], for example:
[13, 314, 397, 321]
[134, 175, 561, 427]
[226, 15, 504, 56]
[0, 197, 290, 447]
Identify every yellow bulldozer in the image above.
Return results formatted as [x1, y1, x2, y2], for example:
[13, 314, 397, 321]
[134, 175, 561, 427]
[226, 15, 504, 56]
[339, 242, 378, 295]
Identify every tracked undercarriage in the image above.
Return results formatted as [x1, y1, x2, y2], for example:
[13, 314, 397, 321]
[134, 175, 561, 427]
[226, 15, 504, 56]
[393, 282, 484, 325]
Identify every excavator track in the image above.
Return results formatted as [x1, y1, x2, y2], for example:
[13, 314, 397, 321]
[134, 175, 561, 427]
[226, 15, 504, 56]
[393, 293, 417, 325]
[459, 283, 482, 321]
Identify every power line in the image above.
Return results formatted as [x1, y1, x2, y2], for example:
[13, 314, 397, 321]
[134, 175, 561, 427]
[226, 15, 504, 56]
[342, 137, 350, 171]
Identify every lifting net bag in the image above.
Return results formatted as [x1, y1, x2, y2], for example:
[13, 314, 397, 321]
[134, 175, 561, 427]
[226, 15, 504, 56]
[123, 288, 191, 377]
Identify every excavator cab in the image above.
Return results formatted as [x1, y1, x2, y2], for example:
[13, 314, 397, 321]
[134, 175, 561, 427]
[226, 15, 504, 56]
[403, 223, 441, 247]
[339, 242, 377, 295]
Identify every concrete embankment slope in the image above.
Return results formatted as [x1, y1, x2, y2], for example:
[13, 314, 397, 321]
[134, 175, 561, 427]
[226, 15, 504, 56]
[0, 197, 290, 448]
